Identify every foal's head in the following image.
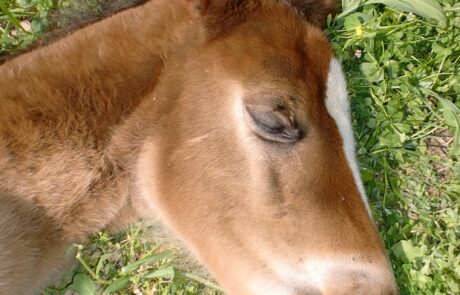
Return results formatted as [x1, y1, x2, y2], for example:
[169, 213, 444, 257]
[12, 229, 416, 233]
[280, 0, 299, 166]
[137, 0, 398, 294]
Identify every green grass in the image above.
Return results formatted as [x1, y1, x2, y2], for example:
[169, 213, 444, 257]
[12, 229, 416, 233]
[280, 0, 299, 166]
[0, 0, 52, 55]
[43, 222, 222, 295]
[328, 1, 459, 293]
[1, 0, 459, 294]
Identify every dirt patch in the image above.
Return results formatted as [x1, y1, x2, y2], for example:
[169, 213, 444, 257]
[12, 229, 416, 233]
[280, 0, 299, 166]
[425, 128, 454, 196]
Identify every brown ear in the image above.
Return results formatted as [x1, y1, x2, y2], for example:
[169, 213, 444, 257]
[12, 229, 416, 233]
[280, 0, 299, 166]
[287, 0, 336, 27]
[200, 0, 261, 37]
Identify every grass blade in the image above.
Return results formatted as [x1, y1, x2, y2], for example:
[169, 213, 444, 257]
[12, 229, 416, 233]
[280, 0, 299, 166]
[103, 277, 130, 294]
[120, 250, 173, 275]
[183, 272, 224, 292]
[0, 1, 31, 33]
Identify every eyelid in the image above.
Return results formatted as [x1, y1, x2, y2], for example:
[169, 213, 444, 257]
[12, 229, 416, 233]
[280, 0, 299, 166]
[247, 106, 284, 134]
[244, 103, 303, 143]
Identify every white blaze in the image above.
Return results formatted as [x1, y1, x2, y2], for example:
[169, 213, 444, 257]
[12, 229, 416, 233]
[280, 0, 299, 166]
[324, 58, 370, 214]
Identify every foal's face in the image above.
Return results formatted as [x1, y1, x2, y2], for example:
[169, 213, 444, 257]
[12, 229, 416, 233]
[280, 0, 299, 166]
[138, 1, 398, 294]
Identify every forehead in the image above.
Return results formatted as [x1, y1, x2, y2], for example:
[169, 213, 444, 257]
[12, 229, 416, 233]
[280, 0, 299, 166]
[207, 6, 333, 122]
[212, 5, 333, 86]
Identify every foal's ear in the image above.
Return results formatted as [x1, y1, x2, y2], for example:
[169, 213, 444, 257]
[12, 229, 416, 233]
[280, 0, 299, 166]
[199, 0, 261, 37]
[287, 0, 336, 28]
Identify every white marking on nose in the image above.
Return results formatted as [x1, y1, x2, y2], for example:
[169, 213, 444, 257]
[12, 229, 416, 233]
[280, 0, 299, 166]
[265, 258, 396, 294]
[302, 259, 396, 293]
[324, 58, 370, 214]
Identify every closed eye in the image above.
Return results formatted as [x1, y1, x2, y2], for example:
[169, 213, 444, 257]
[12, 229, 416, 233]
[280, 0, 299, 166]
[245, 103, 303, 143]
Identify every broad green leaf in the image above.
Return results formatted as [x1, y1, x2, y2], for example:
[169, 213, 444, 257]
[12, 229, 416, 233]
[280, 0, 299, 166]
[438, 98, 460, 154]
[392, 240, 423, 262]
[120, 250, 173, 275]
[30, 16, 48, 35]
[360, 62, 383, 82]
[142, 266, 175, 280]
[69, 274, 96, 295]
[360, 62, 375, 78]
[103, 277, 129, 294]
[439, 98, 460, 129]
[338, 0, 362, 19]
[366, 0, 446, 25]
[432, 43, 452, 57]
[344, 13, 363, 30]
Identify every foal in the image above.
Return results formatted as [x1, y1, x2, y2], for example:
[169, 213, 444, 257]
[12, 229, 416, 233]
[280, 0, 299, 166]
[0, 0, 398, 294]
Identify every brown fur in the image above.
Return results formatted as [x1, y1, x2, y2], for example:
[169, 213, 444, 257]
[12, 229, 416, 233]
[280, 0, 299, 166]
[0, 0, 397, 294]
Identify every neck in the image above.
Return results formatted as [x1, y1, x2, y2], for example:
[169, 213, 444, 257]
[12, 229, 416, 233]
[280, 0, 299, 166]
[0, 0, 197, 239]
[0, 0, 193, 136]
